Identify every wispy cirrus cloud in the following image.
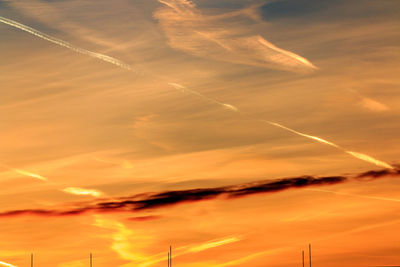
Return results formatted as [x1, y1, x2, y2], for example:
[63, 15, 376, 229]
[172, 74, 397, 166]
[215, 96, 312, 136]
[94, 216, 239, 267]
[6, 0, 129, 50]
[154, 0, 317, 72]
[94, 217, 150, 263]
[360, 97, 389, 112]
[0, 15, 393, 170]
[0, 167, 398, 218]
[349, 89, 389, 112]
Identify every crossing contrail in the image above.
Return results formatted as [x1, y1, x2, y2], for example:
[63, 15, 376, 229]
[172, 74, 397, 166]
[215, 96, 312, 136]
[0, 16, 393, 169]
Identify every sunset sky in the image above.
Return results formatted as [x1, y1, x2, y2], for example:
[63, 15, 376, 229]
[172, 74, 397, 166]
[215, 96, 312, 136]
[1, 0, 400, 266]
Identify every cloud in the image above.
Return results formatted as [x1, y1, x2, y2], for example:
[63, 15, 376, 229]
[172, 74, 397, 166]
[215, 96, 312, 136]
[360, 97, 389, 112]
[93, 218, 239, 267]
[94, 217, 150, 263]
[127, 215, 162, 222]
[349, 89, 389, 112]
[0, 15, 391, 170]
[1, 167, 399, 218]
[62, 187, 103, 197]
[6, 0, 130, 50]
[356, 167, 400, 179]
[154, 0, 317, 72]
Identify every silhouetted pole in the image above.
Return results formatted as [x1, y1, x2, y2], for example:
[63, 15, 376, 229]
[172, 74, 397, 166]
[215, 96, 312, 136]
[302, 250, 304, 267]
[309, 244, 312, 267]
[31, 253, 33, 267]
[90, 253, 92, 267]
[170, 245, 172, 267]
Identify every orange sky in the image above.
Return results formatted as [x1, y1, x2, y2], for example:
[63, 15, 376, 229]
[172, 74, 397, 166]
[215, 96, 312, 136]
[1, 0, 400, 266]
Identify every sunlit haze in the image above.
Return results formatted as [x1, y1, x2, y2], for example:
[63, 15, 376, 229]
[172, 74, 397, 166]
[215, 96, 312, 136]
[1, 0, 400, 266]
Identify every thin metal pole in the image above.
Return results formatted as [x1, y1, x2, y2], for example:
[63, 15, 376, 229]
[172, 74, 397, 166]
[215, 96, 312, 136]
[31, 253, 33, 267]
[302, 250, 304, 267]
[309, 244, 311, 267]
[90, 253, 92, 267]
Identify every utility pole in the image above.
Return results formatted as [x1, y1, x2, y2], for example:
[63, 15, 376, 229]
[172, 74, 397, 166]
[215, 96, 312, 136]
[302, 250, 304, 267]
[309, 244, 312, 267]
[170, 245, 172, 267]
[90, 253, 92, 267]
[31, 253, 33, 267]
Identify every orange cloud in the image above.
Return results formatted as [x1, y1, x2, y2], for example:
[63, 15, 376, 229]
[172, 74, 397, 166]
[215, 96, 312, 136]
[1, 167, 398, 218]
[62, 187, 103, 197]
[154, 0, 317, 72]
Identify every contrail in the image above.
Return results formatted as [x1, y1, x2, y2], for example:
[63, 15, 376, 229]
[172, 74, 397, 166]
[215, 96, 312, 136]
[170, 83, 393, 169]
[263, 120, 340, 148]
[12, 168, 47, 181]
[1, 161, 47, 181]
[0, 16, 393, 169]
[307, 188, 400, 203]
[1, 163, 105, 198]
[0, 163, 47, 181]
[0, 16, 136, 72]
[261, 121, 393, 169]
[188, 236, 240, 253]
[0, 261, 18, 267]
[345, 151, 393, 169]
[168, 83, 240, 112]
[140, 236, 241, 267]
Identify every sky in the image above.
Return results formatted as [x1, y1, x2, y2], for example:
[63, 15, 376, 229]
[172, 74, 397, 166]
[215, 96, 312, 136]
[1, 0, 400, 266]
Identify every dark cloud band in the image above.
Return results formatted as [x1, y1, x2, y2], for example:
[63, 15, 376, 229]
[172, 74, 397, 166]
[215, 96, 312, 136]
[0, 168, 398, 218]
